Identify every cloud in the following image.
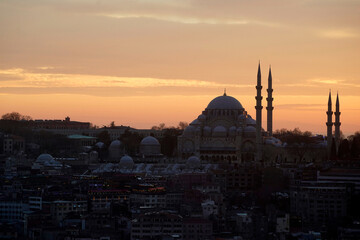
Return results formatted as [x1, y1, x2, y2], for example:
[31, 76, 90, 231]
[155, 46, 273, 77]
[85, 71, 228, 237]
[36, 66, 55, 70]
[308, 78, 360, 87]
[0, 68, 253, 96]
[319, 29, 359, 39]
[309, 78, 345, 84]
[97, 13, 281, 27]
[276, 103, 323, 111]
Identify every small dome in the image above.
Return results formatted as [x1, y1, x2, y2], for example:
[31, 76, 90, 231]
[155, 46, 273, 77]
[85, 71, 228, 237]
[198, 114, 206, 121]
[140, 136, 160, 146]
[229, 126, 236, 136]
[238, 114, 246, 121]
[36, 154, 54, 163]
[207, 94, 243, 110]
[213, 125, 227, 137]
[119, 155, 134, 168]
[245, 116, 256, 125]
[190, 119, 200, 125]
[140, 136, 161, 155]
[184, 125, 196, 136]
[109, 140, 122, 148]
[95, 142, 105, 148]
[186, 156, 201, 168]
[244, 126, 256, 133]
[203, 126, 211, 137]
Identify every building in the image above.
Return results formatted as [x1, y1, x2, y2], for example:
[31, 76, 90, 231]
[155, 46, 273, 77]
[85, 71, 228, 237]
[131, 211, 183, 240]
[31, 116, 90, 130]
[178, 64, 274, 164]
[290, 181, 349, 228]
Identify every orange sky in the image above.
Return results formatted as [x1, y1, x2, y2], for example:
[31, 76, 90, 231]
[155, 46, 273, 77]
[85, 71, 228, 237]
[0, 0, 359, 135]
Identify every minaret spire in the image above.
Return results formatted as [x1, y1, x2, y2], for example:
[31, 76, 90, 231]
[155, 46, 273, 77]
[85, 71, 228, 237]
[255, 62, 263, 162]
[266, 66, 274, 136]
[326, 90, 333, 159]
[334, 92, 341, 152]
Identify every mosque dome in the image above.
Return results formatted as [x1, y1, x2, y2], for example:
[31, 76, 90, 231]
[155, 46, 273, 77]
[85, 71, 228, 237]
[119, 155, 134, 168]
[109, 140, 123, 161]
[36, 154, 54, 163]
[140, 136, 161, 155]
[206, 94, 243, 110]
[186, 156, 201, 169]
[212, 125, 227, 137]
[141, 136, 160, 146]
[109, 140, 122, 148]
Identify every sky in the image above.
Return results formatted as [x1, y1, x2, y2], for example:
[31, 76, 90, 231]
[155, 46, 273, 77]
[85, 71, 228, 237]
[0, 0, 359, 135]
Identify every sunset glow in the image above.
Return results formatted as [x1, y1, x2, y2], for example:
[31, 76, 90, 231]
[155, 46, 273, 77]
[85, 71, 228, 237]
[0, 0, 359, 135]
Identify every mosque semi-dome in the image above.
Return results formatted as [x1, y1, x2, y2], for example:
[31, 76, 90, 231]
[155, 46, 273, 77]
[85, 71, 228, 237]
[212, 125, 227, 137]
[206, 94, 244, 110]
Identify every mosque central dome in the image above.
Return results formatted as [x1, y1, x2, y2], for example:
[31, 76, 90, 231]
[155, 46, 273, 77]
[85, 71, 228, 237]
[206, 93, 243, 110]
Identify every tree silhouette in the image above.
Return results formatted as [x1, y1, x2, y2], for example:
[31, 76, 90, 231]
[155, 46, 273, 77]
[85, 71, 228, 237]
[2, 112, 32, 121]
[338, 139, 350, 159]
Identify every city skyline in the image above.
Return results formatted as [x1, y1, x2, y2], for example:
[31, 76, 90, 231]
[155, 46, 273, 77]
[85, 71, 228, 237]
[1, 0, 359, 135]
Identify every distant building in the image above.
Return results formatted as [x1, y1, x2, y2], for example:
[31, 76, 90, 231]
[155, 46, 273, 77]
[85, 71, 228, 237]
[31, 116, 90, 130]
[3, 134, 25, 154]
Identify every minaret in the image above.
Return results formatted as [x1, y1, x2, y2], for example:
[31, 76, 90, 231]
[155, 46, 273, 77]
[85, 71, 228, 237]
[326, 91, 333, 158]
[266, 66, 274, 136]
[255, 63, 263, 162]
[334, 92, 341, 151]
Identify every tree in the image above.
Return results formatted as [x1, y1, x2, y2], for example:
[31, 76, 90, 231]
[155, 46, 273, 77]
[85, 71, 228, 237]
[120, 129, 142, 155]
[177, 121, 188, 130]
[350, 131, 360, 158]
[160, 127, 182, 157]
[273, 128, 317, 163]
[97, 130, 111, 147]
[109, 121, 116, 128]
[338, 139, 350, 159]
[151, 123, 166, 130]
[1, 112, 32, 121]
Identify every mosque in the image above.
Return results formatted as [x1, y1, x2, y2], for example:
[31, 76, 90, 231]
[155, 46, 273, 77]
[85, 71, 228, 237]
[178, 64, 275, 164]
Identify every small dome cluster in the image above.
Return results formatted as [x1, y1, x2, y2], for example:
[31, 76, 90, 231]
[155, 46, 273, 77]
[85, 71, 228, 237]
[34, 153, 62, 168]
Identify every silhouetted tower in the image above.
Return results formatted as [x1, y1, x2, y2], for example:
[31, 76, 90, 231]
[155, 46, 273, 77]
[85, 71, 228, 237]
[334, 92, 341, 152]
[326, 91, 333, 158]
[255, 63, 263, 162]
[266, 67, 274, 136]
